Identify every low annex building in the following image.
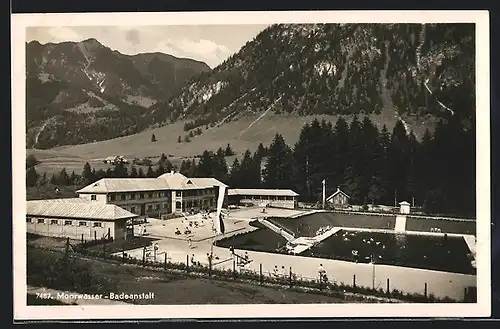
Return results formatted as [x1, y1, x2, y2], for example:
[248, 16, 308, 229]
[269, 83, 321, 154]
[228, 188, 299, 209]
[76, 171, 228, 218]
[26, 198, 138, 241]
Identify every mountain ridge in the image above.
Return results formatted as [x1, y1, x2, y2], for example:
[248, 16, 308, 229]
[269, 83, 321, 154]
[26, 23, 474, 149]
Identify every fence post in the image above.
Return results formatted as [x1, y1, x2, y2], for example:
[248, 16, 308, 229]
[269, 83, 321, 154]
[386, 278, 390, 295]
[233, 257, 236, 278]
[259, 263, 263, 285]
[142, 247, 146, 266]
[424, 283, 427, 297]
[208, 256, 212, 278]
[94, 230, 97, 241]
[164, 252, 167, 270]
[289, 267, 293, 288]
[464, 288, 467, 302]
[81, 234, 84, 245]
[122, 245, 125, 261]
[186, 254, 189, 273]
[353, 274, 356, 288]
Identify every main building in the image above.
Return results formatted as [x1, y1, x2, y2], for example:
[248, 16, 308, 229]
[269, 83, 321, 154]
[76, 171, 228, 218]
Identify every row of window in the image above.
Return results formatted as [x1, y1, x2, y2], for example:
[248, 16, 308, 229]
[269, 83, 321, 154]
[238, 196, 296, 201]
[27, 217, 103, 227]
[105, 189, 214, 202]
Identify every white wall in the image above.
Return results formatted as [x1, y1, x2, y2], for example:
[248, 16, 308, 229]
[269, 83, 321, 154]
[27, 217, 115, 241]
[79, 193, 108, 204]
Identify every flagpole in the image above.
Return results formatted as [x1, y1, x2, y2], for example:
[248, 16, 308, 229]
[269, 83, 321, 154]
[322, 179, 326, 209]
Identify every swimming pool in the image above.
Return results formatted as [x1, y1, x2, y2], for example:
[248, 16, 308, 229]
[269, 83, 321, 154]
[302, 229, 475, 275]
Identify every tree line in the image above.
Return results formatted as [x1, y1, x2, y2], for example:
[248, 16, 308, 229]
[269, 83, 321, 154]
[27, 115, 474, 217]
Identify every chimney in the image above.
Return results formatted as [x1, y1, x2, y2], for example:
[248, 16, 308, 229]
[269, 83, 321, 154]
[337, 186, 340, 192]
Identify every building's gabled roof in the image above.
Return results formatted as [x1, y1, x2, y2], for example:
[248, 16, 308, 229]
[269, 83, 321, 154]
[77, 172, 228, 194]
[26, 200, 138, 221]
[326, 188, 350, 201]
[228, 188, 299, 197]
[77, 178, 167, 194]
[157, 172, 228, 189]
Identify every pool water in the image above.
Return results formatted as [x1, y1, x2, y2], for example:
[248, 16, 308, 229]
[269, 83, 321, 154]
[216, 221, 288, 253]
[301, 230, 475, 275]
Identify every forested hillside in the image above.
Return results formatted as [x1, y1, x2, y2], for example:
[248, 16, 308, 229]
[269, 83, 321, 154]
[152, 23, 474, 133]
[26, 23, 474, 149]
[26, 39, 210, 148]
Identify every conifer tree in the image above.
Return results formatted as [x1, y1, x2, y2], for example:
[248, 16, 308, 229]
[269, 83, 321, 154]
[229, 158, 241, 187]
[196, 151, 214, 177]
[146, 165, 156, 178]
[129, 166, 139, 178]
[224, 143, 235, 156]
[26, 166, 39, 187]
[82, 162, 94, 184]
[137, 167, 145, 178]
[263, 133, 294, 189]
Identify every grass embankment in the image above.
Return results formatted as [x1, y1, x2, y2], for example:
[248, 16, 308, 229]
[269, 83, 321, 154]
[27, 246, 358, 305]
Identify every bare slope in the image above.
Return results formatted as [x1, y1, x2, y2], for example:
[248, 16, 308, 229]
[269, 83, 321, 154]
[28, 113, 430, 175]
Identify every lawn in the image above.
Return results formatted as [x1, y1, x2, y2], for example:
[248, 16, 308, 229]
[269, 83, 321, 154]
[270, 212, 396, 237]
[26, 183, 85, 201]
[301, 230, 475, 275]
[26, 247, 359, 304]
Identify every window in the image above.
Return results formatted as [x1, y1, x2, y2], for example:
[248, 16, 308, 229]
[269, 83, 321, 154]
[93, 222, 102, 228]
[176, 201, 182, 209]
[139, 193, 144, 199]
[154, 204, 159, 210]
[64, 220, 72, 226]
[91, 195, 97, 201]
[130, 206, 136, 213]
[50, 219, 59, 225]
[26, 217, 32, 223]
[164, 203, 168, 209]
[149, 192, 154, 199]
[108, 194, 116, 201]
[37, 218, 44, 224]
[176, 191, 182, 197]
[130, 193, 136, 200]
[78, 221, 87, 227]
[121, 194, 126, 201]
[147, 205, 153, 211]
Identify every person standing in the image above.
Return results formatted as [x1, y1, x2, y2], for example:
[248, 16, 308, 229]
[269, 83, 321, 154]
[318, 264, 326, 282]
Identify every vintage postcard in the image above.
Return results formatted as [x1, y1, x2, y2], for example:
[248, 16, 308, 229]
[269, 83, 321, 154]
[12, 10, 491, 320]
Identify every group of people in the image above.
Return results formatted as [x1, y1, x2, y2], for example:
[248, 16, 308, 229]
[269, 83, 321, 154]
[272, 265, 288, 278]
[315, 226, 332, 236]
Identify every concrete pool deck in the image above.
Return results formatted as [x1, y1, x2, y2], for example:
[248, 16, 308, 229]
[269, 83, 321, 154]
[115, 208, 477, 301]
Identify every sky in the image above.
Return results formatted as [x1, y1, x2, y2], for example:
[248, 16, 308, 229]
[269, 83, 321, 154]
[26, 25, 269, 68]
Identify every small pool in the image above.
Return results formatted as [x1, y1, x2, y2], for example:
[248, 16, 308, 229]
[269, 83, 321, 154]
[301, 230, 475, 275]
[216, 221, 288, 253]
